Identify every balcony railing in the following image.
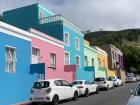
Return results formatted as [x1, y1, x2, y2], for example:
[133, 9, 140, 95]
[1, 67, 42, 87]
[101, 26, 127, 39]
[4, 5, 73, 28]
[98, 67, 107, 71]
[39, 14, 82, 33]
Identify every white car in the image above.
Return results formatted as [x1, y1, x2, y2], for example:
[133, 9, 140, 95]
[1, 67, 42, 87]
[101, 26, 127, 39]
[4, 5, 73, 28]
[125, 76, 137, 83]
[72, 80, 98, 97]
[110, 76, 123, 87]
[94, 77, 114, 90]
[127, 82, 140, 105]
[30, 79, 79, 105]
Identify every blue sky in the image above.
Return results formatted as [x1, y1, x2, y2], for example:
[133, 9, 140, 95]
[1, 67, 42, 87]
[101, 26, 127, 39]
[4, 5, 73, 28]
[0, 0, 140, 31]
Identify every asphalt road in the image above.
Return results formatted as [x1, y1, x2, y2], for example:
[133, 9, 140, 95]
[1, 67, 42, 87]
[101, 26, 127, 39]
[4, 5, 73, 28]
[57, 82, 139, 105]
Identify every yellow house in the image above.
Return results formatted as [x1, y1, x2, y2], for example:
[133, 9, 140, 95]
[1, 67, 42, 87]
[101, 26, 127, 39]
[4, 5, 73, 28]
[94, 46, 108, 77]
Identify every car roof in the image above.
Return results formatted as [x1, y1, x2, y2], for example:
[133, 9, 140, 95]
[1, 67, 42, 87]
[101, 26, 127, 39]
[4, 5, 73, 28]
[36, 79, 67, 82]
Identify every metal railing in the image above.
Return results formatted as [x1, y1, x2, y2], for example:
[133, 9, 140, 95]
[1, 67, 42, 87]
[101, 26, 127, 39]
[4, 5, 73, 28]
[39, 14, 82, 33]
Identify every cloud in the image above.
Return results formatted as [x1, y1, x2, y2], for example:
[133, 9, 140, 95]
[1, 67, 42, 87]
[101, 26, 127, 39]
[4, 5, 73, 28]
[1, 0, 140, 31]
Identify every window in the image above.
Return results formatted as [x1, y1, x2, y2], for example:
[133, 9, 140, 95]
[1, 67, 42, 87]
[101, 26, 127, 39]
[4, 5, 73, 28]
[37, 74, 44, 81]
[112, 51, 114, 59]
[76, 56, 80, 68]
[84, 81, 91, 85]
[5, 47, 17, 72]
[64, 32, 69, 46]
[54, 80, 62, 86]
[32, 48, 40, 64]
[103, 60, 105, 67]
[92, 58, 94, 66]
[98, 58, 101, 66]
[84, 56, 88, 66]
[75, 38, 80, 50]
[64, 52, 70, 65]
[50, 53, 56, 69]
[62, 80, 71, 86]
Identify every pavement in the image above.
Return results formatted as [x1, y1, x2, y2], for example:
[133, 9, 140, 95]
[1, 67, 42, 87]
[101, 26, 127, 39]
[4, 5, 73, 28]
[23, 82, 139, 105]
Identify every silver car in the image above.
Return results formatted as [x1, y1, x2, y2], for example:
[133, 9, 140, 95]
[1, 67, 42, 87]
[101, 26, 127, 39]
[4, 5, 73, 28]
[127, 82, 140, 105]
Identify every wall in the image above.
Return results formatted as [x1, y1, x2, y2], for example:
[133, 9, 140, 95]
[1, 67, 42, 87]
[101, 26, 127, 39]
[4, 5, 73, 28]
[31, 37, 65, 80]
[0, 32, 36, 105]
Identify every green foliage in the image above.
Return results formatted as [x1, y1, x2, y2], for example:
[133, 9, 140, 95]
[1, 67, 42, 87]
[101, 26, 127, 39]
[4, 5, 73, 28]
[85, 29, 140, 73]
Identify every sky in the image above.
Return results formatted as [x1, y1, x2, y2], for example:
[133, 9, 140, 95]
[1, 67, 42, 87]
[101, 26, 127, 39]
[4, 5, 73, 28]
[0, 0, 140, 31]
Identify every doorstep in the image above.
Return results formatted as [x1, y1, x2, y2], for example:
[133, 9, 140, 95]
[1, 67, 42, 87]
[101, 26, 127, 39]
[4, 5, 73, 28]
[12, 101, 31, 105]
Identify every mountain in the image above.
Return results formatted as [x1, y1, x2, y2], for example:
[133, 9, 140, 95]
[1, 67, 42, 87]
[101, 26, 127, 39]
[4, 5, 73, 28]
[84, 29, 140, 73]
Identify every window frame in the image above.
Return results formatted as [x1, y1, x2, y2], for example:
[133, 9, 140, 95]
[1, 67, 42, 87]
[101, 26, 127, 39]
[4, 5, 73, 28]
[5, 46, 17, 73]
[75, 37, 80, 51]
[76, 55, 80, 69]
[32, 47, 40, 64]
[64, 32, 70, 46]
[50, 53, 56, 70]
[64, 51, 70, 65]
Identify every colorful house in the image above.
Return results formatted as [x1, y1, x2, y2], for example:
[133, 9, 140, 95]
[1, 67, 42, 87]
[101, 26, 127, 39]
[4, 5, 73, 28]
[0, 21, 37, 105]
[84, 40, 98, 81]
[93, 46, 108, 77]
[100, 44, 125, 78]
[3, 4, 91, 81]
[29, 28, 76, 82]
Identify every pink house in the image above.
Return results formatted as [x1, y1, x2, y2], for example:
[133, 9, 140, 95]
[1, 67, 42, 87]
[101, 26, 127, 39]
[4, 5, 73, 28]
[29, 28, 76, 82]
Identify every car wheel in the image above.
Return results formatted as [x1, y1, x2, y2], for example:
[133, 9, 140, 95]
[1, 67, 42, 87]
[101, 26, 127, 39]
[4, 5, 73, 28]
[84, 89, 89, 97]
[52, 95, 59, 105]
[106, 85, 109, 90]
[95, 87, 99, 94]
[72, 91, 78, 101]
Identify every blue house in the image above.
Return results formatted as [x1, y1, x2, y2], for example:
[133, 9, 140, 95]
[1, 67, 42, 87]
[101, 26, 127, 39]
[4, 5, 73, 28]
[0, 21, 39, 105]
[3, 4, 92, 81]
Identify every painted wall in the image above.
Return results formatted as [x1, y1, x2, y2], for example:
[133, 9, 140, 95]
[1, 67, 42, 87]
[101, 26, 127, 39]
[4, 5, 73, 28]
[84, 40, 98, 80]
[31, 34, 65, 80]
[94, 46, 108, 77]
[0, 32, 36, 105]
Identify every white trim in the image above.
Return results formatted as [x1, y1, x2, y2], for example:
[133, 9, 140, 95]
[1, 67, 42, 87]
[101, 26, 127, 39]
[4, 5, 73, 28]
[64, 32, 70, 46]
[38, 5, 55, 16]
[75, 55, 81, 69]
[29, 29, 64, 48]
[94, 46, 108, 56]
[75, 37, 80, 51]
[0, 21, 31, 41]
[64, 51, 70, 65]
[5, 45, 16, 49]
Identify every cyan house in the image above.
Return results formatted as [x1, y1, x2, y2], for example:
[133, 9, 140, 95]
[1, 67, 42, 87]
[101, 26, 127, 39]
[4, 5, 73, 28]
[84, 40, 98, 81]
[3, 4, 90, 81]
[0, 21, 37, 105]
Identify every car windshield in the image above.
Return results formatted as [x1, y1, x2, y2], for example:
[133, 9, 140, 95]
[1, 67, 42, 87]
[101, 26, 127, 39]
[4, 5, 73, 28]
[33, 81, 50, 89]
[95, 78, 105, 81]
[72, 81, 83, 85]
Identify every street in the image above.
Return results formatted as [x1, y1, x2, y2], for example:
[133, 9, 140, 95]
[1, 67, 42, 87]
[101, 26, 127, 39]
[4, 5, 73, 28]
[57, 82, 138, 105]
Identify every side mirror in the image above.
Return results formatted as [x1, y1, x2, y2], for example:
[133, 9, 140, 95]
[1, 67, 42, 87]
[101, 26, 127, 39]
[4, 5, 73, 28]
[130, 89, 134, 94]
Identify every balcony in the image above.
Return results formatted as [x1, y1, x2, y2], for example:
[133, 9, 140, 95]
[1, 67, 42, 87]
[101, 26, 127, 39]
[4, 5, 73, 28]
[39, 14, 82, 33]
[98, 67, 107, 71]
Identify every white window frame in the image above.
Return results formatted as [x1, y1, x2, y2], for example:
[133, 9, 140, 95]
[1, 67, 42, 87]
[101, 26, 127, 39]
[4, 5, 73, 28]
[64, 51, 70, 65]
[32, 47, 40, 64]
[64, 32, 70, 46]
[76, 55, 80, 69]
[50, 53, 56, 69]
[75, 37, 80, 50]
[5, 46, 17, 73]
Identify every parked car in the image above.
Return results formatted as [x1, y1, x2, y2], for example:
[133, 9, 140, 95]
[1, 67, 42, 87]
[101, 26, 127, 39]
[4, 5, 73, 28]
[30, 79, 79, 105]
[127, 82, 140, 105]
[125, 76, 137, 83]
[94, 77, 114, 90]
[72, 80, 98, 97]
[110, 76, 123, 87]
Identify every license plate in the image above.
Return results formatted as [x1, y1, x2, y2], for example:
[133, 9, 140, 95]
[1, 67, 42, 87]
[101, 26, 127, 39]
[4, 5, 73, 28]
[34, 97, 44, 101]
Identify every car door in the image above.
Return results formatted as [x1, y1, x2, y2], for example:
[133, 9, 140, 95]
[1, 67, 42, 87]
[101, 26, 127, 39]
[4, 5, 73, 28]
[85, 81, 93, 93]
[54, 80, 64, 100]
[61, 80, 74, 99]
[90, 82, 97, 92]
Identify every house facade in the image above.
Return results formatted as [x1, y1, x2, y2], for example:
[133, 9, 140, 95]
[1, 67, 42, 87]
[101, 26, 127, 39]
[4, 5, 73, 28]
[0, 22, 37, 105]
[93, 46, 108, 77]
[100, 44, 124, 78]
[3, 4, 89, 81]
[84, 40, 98, 81]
